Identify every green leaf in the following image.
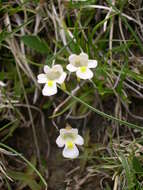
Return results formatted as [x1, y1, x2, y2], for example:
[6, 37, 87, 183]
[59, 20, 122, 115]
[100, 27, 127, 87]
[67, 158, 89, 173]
[121, 17, 143, 54]
[0, 143, 47, 189]
[7, 170, 41, 190]
[132, 157, 143, 174]
[21, 35, 49, 54]
[119, 153, 135, 189]
[0, 19, 33, 44]
[62, 87, 143, 131]
[5, 178, 12, 190]
[0, 119, 17, 132]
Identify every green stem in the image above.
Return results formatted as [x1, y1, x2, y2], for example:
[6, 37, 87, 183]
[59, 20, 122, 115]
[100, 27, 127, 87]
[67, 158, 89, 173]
[0, 143, 48, 189]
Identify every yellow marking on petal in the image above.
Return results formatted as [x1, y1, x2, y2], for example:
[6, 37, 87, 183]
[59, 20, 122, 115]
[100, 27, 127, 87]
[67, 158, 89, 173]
[47, 80, 53, 87]
[67, 141, 74, 149]
[80, 66, 87, 73]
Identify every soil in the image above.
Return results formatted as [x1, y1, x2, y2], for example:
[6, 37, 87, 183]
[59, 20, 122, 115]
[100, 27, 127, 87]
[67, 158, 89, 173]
[2, 95, 143, 190]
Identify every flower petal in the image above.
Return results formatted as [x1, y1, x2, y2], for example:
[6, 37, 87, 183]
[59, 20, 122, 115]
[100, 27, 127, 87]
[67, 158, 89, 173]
[75, 135, 84, 145]
[0, 81, 6, 87]
[66, 64, 78, 72]
[44, 65, 50, 73]
[60, 128, 78, 135]
[56, 72, 67, 84]
[76, 68, 93, 79]
[56, 135, 65, 147]
[52, 64, 63, 73]
[79, 52, 88, 61]
[63, 144, 79, 159]
[42, 83, 57, 96]
[70, 128, 78, 134]
[88, 60, 98, 68]
[68, 54, 77, 63]
[37, 74, 47, 83]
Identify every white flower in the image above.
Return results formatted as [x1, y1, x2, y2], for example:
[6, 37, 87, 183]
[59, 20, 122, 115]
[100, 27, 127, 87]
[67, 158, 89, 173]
[37, 64, 67, 96]
[0, 81, 6, 87]
[66, 52, 98, 80]
[56, 126, 84, 159]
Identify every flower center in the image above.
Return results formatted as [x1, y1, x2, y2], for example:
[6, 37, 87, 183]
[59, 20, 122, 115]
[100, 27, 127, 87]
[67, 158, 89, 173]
[75, 59, 81, 67]
[80, 66, 87, 73]
[47, 70, 61, 80]
[67, 141, 74, 149]
[72, 56, 88, 68]
[47, 80, 53, 87]
[62, 133, 76, 141]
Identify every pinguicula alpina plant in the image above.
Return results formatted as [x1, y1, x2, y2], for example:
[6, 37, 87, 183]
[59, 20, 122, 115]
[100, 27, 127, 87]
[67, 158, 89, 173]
[66, 52, 98, 80]
[37, 64, 67, 96]
[37, 52, 98, 158]
[56, 125, 84, 159]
